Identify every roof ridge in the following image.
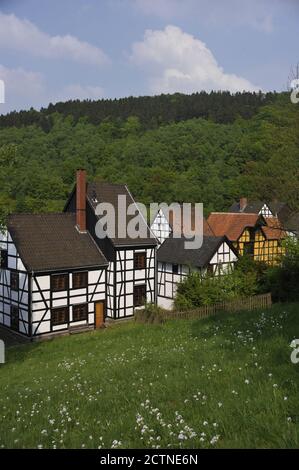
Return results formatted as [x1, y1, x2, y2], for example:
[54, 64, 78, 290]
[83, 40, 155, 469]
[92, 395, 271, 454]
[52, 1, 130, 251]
[88, 181, 127, 187]
[9, 212, 74, 217]
[209, 212, 259, 216]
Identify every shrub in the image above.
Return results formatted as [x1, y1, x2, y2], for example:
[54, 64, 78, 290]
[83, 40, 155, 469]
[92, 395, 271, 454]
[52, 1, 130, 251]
[134, 303, 165, 324]
[174, 256, 267, 310]
[265, 237, 299, 302]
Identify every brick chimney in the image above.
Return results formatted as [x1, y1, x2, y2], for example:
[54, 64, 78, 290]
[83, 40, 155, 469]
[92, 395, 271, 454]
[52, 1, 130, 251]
[76, 169, 86, 232]
[239, 197, 247, 212]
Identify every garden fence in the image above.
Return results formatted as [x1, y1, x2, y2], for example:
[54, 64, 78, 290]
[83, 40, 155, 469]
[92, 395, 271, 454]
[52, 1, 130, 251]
[163, 292, 272, 321]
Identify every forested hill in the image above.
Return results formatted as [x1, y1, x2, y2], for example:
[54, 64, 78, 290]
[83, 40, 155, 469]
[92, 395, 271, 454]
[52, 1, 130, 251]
[0, 91, 277, 130]
[0, 91, 298, 224]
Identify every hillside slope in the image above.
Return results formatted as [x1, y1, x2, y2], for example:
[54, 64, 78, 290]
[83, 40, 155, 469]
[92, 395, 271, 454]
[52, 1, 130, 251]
[0, 303, 298, 448]
[0, 92, 298, 222]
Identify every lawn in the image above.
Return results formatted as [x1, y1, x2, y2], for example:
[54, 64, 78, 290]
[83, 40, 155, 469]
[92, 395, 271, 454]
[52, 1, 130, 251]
[0, 303, 299, 449]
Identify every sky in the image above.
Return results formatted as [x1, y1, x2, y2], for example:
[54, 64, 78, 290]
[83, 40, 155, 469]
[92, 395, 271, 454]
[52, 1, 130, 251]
[0, 0, 298, 114]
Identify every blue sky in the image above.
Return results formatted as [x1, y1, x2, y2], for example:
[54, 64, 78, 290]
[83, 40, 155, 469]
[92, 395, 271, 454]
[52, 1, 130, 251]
[0, 0, 298, 114]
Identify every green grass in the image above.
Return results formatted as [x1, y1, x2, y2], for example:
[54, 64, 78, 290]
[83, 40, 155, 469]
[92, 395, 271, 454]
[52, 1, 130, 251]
[1, 303, 299, 449]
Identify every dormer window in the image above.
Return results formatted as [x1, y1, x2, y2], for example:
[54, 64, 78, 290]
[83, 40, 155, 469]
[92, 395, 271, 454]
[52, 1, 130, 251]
[91, 190, 98, 204]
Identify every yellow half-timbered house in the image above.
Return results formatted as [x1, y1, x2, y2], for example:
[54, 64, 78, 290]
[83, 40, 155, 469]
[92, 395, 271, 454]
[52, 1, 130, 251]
[207, 212, 286, 265]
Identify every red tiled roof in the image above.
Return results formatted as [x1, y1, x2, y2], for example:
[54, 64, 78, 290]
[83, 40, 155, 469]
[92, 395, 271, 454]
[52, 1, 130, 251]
[262, 217, 287, 240]
[207, 212, 260, 241]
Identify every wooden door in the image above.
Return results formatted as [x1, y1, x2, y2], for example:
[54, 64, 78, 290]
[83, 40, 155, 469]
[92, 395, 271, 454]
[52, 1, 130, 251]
[95, 301, 105, 328]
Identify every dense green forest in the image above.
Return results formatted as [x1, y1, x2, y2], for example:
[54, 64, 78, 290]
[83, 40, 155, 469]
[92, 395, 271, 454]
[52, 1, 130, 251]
[0, 91, 275, 130]
[0, 91, 298, 223]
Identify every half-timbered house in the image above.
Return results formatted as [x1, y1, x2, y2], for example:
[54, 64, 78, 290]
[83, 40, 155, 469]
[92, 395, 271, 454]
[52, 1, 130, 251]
[157, 235, 238, 309]
[207, 212, 286, 265]
[64, 170, 157, 320]
[151, 206, 215, 246]
[0, 213, 108, 339]
[229, 198, 299, 237]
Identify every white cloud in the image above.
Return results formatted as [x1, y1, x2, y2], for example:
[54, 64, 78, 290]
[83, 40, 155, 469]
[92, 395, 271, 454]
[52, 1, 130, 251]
[0, 64, 105, 113]
[131, 25, 260, 94]
[0, 64, 45, 113]
[0, 12, 108, 66]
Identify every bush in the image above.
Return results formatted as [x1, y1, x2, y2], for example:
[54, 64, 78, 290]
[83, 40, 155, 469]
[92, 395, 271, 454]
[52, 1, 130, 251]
[264, 237, 299, 302]
[234, 255, 269, 295]
[134, 303, 166, 324]
[174, 256, 268, 310]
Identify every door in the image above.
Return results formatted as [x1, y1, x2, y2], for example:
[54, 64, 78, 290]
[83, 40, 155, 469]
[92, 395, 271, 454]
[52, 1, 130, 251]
[95, 301, 105, 328]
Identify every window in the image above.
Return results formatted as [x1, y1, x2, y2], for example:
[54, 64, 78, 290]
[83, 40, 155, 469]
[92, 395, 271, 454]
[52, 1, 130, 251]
[51, 274, 69, 292]
[206, 264, 214, 276]
[73, 303, 88, 322]
[11, 306, 19, 331]
[0, 249, 8, 269]
[11, 272, 19, 291]
[172, 264, 179, 275]
[243, 242, 254, 256]
[134, 284, 146, 307]
[134, 252, 146, 270]
[73, 271, 88, 289]
[51, 307, 69, 326]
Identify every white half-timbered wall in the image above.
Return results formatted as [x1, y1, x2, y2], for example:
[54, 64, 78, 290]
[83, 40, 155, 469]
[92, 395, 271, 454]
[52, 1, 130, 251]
[31, 268, 106, 336]
[106, 247, 156, 319]
[151, 209, 172, 245]
[259, 204, 273, 217]
[0, 230, 29, 334]
[157, 241, 238, 310]
[106, 261, 114, 319]
[0, 230, 107, 337]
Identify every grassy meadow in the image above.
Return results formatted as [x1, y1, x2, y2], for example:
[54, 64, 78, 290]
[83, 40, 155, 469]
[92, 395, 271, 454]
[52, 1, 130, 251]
[0, 303, 299, 449]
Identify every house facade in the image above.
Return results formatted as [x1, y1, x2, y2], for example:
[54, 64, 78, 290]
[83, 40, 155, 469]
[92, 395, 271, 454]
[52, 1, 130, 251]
[150, 208, 172, 245]
[150, 206, 238, 310]
[151, 205, 215, 245]
[0, 213, 108, 338]
[0, 170, 157, 338]
[64, 171, 157, 320]
[157, 235, 238, 310]
[229, 198, 298, 237]
[207, 212, 286, 265]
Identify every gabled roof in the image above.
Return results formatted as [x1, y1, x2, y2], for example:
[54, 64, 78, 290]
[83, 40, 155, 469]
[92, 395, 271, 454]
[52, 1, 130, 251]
[157, 235, 235, 268]
[7, 213, 108, 272]
[87, 182, 157, 247]
[229, 200, 265, 214]
[262, 217, 287, 240]
[285, 212, 299, 234]
[229, 199, 292, 222]
[207, 212, 262, 241]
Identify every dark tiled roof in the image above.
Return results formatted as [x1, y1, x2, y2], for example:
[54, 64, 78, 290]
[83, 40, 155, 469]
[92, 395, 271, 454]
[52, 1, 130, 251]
[269, 202, 292, 224]
[284, 213, 299, 234]
[87, 181, 157, 247]
[229, 199, 292, 221]
[207, 213, 261, 241]
[157, 235, 230, 268]
[229, 200, 264, 214]
[7, 213, 108, 272]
